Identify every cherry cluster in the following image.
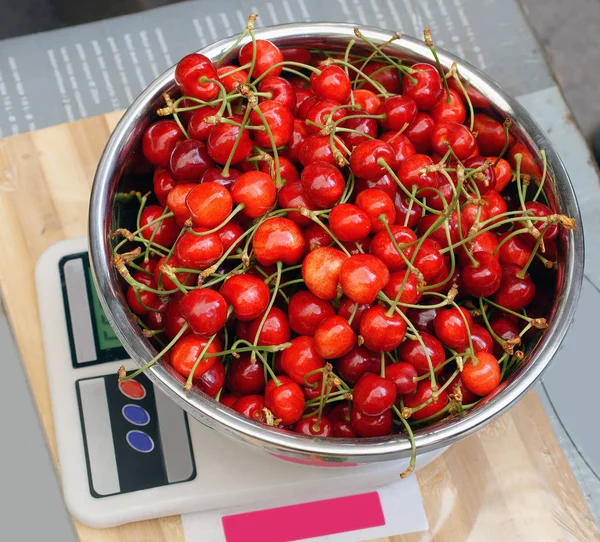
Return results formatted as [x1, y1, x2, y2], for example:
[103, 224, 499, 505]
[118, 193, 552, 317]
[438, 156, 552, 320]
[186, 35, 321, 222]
[112, 16, 575, 473]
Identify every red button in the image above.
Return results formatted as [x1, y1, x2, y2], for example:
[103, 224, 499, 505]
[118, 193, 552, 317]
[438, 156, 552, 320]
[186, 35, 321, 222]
[119, 380, 146, 400]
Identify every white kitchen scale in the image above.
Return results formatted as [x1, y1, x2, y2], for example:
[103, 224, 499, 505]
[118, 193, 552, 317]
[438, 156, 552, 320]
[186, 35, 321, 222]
[35, 237, 441, 538]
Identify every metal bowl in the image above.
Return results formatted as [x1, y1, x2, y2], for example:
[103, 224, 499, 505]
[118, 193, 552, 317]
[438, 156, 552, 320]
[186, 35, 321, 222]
[89, 23, 584, 464]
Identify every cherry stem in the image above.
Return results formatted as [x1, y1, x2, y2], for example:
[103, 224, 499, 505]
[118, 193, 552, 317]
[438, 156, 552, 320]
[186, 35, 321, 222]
[352, 28, 411, 79]
[184, 334, 217, 392]
[344, 39, 356, 100]
[494, 119, 512, 166]
[447, 65, 474, 131]
[380, 352, 386, 378]
[300, 208, 351, 256]
[252, 60, 321, 86]
[250, 103, 282, 188]
[186, 204, 246, 237]
[517, 224, 549, 278]
[222, 101, 252, 177]
[392, 404, 417, 477]
[424, 28, 451, 102]
[330, 59, 391, 97]
[251, 261, 282, 361]
[347, 302, 360, 326]
[215, 14, 255, 66]
[533, 149, 548, 202]
[403, 185, 418, 227]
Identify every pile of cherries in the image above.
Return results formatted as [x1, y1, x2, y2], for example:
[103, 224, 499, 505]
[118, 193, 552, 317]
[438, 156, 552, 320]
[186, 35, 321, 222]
[113, 16, 574, 473]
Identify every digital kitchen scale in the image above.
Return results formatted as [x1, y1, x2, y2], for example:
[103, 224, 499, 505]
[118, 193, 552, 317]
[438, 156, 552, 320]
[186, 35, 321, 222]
[35, 237, 440, 537]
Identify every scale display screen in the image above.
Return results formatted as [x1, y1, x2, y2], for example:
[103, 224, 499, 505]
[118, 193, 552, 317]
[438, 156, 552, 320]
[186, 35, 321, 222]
[60, 253, 127, 367]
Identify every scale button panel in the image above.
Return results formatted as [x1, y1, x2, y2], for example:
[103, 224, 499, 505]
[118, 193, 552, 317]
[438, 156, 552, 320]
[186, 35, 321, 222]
[126, 430, 155, 453]
[122, 404, 150, 426]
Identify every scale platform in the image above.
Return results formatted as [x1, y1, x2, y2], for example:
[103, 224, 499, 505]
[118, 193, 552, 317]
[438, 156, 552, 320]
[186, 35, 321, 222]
[35, 237, 440, 537]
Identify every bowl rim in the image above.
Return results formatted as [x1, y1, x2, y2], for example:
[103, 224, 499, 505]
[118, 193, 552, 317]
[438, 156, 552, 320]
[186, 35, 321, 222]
[89, 22, 584, 461]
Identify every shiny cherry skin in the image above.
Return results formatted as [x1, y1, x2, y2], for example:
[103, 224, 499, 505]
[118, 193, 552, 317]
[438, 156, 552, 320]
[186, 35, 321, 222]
[303, 222, 333, 253]
[336, 346, 380, 385]
[403, 63, 444, 110]
[352, 89, 381, 114]
[508, 142, 541, 177]
[220, 393, 240, 408]
[385, 362, 418, 396]
[252, 217, 305, 266]
[483, 190, 508, 222]
[167, 183, 195, 227]
[470, 323, 494, 354]
[314, 315, 356, 359]
[370, 225, 417, 272]
[495, 264, 536, 311]
[380, 132, 417, 164]
[187, 106, 220, 141]
[178, 288, 228, 337]
[379, 95, 418, 131]
[288, 290, 335, 336]
[301, 161, 345, 208]
[431, 121, 476, 161]
[305, 98, 347, 133]
[491, 316, 520, 357]
[464, 156, 496, 194]
[462, 351, 501, 396]
[216, 221, 244, 252]
[262, 155, 299, 184]
[139, 205, 179, 247]
[433, 307, 473, 350]
[207, 121, 253, 165]
[353, 373, 397, 416]
[258, 76, 296, 110]
[170, 139, 215, 181]
[360, 306, 407, 352]
[153, 168, 177, 207]
[397, 154, 439, 192]
[355, 188, 396, 233]
[126, 272, 159, 316]
[194, 359, 225, 397]
[458, 231, 499, 267]
[302, 246, 348, 300]
[425, 175, 454, 212]
[440, 371, 477, 404]
[250, 100, 294, 148]
[431, 89, 466, 124]
[448, 77, 489, 108]
[174, 228, 223, 270]
[350, 408, 393, 437]
[399, 332, 446, 376]
[359, 61, 401, 94]
[472, 114, 512, 156]
[498, 232, 532, 267]
[339, 254, 390, 304]
[201, 167, 241, 190]
[462, 251, 502, 297]
[298, 134, 346, 167]
[175, 53, 219, 100]
[231, 171, 277, 218]
[227, 354, 266, 395]
[232, 395, 267, 424]
[247, 307, 290, 346]
[329, 203, 371, 242]
[403, 380, 449, 421]
[142, 120, 185, 168]
[404, 112, 435, 153]
[277, 181, 315, 227]
[239, 39, 284, 78]
[413, 238, 445, 281]
[281, 46, 312, 64]
[281, 336, 325, 385]
[186, 182, 233, 229]
[265, 375, 305, 425]
[329, 404, 357, 438]
[154, 255, 191, 291]
[220, 274, 270, 321]
[382, 270, 422, 307]
[340, 109, 379, 149]
[394, 192, 421, 229]
[170, 334, 222, 379]
[349, 140, 396, 181]
[217, 65, 248, 91]
[297, 95, 321, 119]
[164, 295, 191, 340]
[311, 65, 351, 103]
[284, 119, 310, 164]
[406, 303, 440, 334]
[293, 415, 334, 437]
[461, 201, 490, 230]
[492, 158, 512, 192]
[418, 212, 468, 249]
[522, 201, 558, 244]
[354, 173, 397, 201]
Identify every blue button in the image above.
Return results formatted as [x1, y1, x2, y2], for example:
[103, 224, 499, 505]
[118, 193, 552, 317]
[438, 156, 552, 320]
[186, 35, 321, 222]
[126, 430, 155, 453]
[122, 404, 150, 426]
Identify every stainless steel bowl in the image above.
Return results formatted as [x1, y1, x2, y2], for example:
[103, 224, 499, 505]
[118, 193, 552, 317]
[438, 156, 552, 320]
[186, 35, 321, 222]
[89, 23, 584, 464]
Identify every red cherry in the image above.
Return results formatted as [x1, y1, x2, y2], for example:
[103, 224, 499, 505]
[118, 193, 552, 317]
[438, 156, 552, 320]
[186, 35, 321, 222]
[413, 238, 445, 281]
[185, 182, 233, 229]
[458, 231, 499, 267]
[354, 173, 397, 201]
[281, 336, 325, 385]
[439, 371, 478, 404]
[301, 161, 345, 208]
[393, 192, 421, 228]
[380, 95, 418, 130]
[187, 106, 220, 141]
[281, 47, 312, 64]
[370, 225, 417, 271]
[314, 315, 356, 359]
[293, 415, 334, 437]
[277, 181, 314, 227]
[399, 332, 446, 376]
[298, 134, 346, 167]
[491, 316, 520, 357]
[461, 201, 490, 230]
[153, 168, 177, 207]
[216, 221, 244, 252]
[167, 183, 195, 227]
[164, 295, 191, 339]
[227, 354, 266, 395]
[494, 264, 536, 311]
[261, 156, 298, 185]
[178, 289, 228, 337]
[220, 393, 239, 408]
[403, 63, 444, 110]
[521, 201, 558, 244]
[350, 408, 393, 437]
[431, 121, 476, 161]
[349, 139, 396, 180]
[470, 323, 494, 354]
[283, 119, 310, 163]
[247, 307, 290, 346]
[508, 142, 541, 177]
[355, 188, 396, 233]
[265, 375, 305, 425]
[231, 171, 276, 218]
[462, 251, 502, 297]
[239, 39, 284, 78]
[430, 89, 467, 124]
[343, 238, 371, 256]
[174, 228, 223, 270]
[217, 65, 248, 92]
[329, 404, 357, 438]
[336, 298, 370, 333]
[359, 62, 401, 94]
[220, 274, 270, 321]
[303, 222, 333, 252]
[253, 217, 305, 266]
[258, 76, 296, 110]
[380, 132, 416, 163]
[170, 139, 215, 181]
[288, 290, 335, 336]
[434, 307, 472, 350]
[336, 346, 380, 385]
[382, 270, 422, 307]
[297, 95, 321, 119]
[154, 255, 190, 291]
[464, 156, 496, 194]
[448, 77, 489, 109]
[472, 114, 513, 156]
[397, 154, 439, 192]
[140, 205, 179, 248]
[352, 89, 381, 114]
[482, 190, 508, 222]
[170, 334, 222, 379]
[404, 112, 435, 153]
[385, 362, 418, 396]
[142, 120, 185, 168]
[425, 175, 454, 212]
[360, 306, 407, 352]
[403, 380, 448, 421]
[329, 203, 371, 242]
[146, 296, 167, 329]
[462, 351, 501, 396]
[353, 373, 397, 416]
[339, 110, 379, 149]
[233, 394, 267, 424]
[195, 359, 225, 397]
[311, 65, 351, 103]
[175, 53, 219, 101]
[201, 167, 241, 190]
[126, 272, 159, 316]
[339, 254, 390, 304]
[305, 98, 347, 133]
[498, 232, 532, 267]
[250, 100, 294, 148]
[492, 158, 512, 192]
[418, 212, 467, 249]
[207, 121, 253, 165]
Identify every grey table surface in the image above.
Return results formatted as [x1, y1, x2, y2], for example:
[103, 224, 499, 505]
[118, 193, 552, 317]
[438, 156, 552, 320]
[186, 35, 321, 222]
[1, 0, 600, 540]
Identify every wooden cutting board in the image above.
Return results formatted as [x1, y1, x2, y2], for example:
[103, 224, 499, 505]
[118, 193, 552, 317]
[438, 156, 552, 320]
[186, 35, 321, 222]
[0, 113, 597, 541]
